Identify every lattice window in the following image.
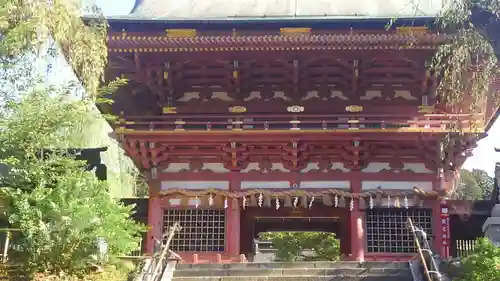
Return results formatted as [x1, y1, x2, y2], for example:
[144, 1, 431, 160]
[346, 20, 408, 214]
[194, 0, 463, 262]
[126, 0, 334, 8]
[365, 208, 432, 253]
[162, 209, 226, 252]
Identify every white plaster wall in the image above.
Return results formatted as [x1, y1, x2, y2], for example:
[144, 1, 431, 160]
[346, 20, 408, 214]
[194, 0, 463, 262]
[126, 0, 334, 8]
[299, 181, 350, 189]
[362, 162, 434, 173]
[161, 163, 230, 173]
[362, 181, 433, 191]
[241, 181, 290, 189]
[161, 181, 230, 190]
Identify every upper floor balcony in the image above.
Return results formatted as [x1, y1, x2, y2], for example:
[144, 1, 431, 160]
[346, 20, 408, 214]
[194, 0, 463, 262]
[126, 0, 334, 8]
[115, 112, 482, 134]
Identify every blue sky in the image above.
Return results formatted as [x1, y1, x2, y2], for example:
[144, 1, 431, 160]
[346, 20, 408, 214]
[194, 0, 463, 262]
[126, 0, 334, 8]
[92, 0, 500, 176]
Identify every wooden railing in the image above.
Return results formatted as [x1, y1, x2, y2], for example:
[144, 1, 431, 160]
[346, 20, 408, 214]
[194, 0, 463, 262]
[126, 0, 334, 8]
[116, 113, 481, 133]
[455, 239, 476, 258]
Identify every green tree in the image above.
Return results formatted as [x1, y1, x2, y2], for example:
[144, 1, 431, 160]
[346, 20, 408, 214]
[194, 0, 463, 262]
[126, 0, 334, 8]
[259, 232, 341, 262]
[0, 0, 144, 278]
[453, 169, 494, 200]
[455, 238, 500, 281]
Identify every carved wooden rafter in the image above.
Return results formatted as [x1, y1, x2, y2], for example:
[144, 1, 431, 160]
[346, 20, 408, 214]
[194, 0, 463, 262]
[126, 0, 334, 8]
[107, 53, 431, 116]
[220, 141, 249, 171]
[122, 136, 448, 173]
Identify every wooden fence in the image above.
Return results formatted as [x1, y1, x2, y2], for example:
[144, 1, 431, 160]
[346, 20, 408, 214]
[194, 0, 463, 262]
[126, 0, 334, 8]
[455, 239, 476, 258]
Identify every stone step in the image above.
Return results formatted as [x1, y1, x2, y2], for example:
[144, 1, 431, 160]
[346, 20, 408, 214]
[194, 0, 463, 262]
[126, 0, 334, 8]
[173, 268, 411, 277]
[176, 262, 409, 270]
[172, 275, 413, 281]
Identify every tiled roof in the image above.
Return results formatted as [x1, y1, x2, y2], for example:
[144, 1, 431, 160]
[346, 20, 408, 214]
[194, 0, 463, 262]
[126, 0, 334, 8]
[125, 0, 444, 20]
[108, 32, 448, 51]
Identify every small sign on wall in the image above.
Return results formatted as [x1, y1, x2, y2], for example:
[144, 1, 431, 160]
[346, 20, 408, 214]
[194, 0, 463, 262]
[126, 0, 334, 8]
[440, 206, 451, 255]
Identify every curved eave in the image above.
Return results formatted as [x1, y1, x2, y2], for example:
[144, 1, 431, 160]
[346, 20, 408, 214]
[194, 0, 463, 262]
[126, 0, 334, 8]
[485, 106, 499, 132]
[95, 16, 438, 33]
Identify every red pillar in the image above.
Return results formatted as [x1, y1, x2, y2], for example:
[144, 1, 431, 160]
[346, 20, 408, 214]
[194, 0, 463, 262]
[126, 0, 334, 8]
[146, 181, 162, 255]
[226, 175, 241, 258]
[226, 200, 240, 257]
[349, 180, 364, 261]
[349, 206, 365, 261]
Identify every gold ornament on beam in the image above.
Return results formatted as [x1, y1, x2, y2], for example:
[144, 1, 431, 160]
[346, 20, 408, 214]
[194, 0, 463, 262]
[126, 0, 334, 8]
[195, 196, 200, 208]
[349, 198, 354, 211]
[275, 198, 280, 210]
[163, 107, 177, 114]
[224, 197, 228, 209]
[242, 197, 247, 209]
[369, 196, 375, 209]
[334, 195, 339, 207]
[208, 194, 214, 206]
[229, 106, 247, 113]
[345, 105, 364, 113]
[293, 197, 299, 208]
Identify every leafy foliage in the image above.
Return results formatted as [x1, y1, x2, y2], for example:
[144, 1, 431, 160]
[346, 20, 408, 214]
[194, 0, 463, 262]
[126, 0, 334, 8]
[452, 169, 494, 200]
[259, 232, 341, 262]
[0, 0, 108, 97]
[6, 163, 143, 273]
[432, 0, 500, 114]
[455, 238, 500, 281]
[0, 0, 145, 278]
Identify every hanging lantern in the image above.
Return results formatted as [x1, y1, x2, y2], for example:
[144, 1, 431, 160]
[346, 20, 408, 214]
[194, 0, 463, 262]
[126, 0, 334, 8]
[369, 196, 374, 209]
[387, 196, 391, 208]
[394, 197, 400, 208]
[334, 195, 339, 207]
[275, 198, 280, 210]
[349, 198, 354, 211]
[403, 196, 409, 209]
[224, 197, 228, 209]
[242, 197, 247, 209]
[293, 197, 299, 208]
[308, 196, 315, 209]
[258, 193, 264, 207]
[208, 194, 214, 206]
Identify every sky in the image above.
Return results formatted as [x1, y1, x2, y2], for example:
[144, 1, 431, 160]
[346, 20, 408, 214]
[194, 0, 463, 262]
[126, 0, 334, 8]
[89, 0, 500, 176]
